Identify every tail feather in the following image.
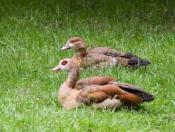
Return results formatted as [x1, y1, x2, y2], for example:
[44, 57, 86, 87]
[107, 51, 151, 67]
[127, 56, 151, 67]
[118, 85, 154, 102]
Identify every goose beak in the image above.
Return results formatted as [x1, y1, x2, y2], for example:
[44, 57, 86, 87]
[52, 65, 61, 72]
[61, 44, 70, 51]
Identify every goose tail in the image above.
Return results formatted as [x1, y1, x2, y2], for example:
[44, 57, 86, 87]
[127, 56, 151, 67]
[110, 52, 151, 67]
[118, 84, 154, 102]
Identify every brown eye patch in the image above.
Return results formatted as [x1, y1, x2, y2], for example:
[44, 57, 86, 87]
[61, 60, 68, 65]
[69, 37, 81, 43]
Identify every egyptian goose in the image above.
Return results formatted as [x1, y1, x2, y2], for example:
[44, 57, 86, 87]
[61, 37, 150, 68]
[52, 59, 154, 110]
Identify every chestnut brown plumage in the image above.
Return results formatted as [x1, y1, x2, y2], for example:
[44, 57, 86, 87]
[52, 59, 154, 110]
[61, 37, 150, 68]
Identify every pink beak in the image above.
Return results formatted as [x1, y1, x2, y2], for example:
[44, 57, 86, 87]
[52, 66, 61, 72]
[61, 45, 70, 51]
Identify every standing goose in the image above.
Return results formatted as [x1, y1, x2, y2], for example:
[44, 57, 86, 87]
[61, 37, 150, 68]
[52, 59, 154, 110]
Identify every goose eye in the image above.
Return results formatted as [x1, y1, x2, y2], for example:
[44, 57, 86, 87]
[61, 60, 68, 65]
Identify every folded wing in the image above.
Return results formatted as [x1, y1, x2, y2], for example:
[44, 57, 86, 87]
[108, 81, 154, 102]
[76, 76, 115, 90]
[76, 85, 146, 105]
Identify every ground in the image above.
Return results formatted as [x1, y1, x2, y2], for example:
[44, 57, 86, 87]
[0, 0, 175, 131]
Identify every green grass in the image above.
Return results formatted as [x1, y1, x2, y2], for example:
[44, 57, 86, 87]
[0, 0, 175, 131]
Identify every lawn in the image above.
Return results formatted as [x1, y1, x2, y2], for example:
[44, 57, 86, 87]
[0, 0, 175, 131]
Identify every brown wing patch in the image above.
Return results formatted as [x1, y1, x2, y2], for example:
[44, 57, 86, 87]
[95, 85, 143, 104]
[77, 84, 143, 105]
[69, 37, 83, 43]
[77, 76, 115, 87]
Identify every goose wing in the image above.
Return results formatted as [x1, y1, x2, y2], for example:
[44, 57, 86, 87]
[76, 76, 115, 90]
[88, 47, 127, 57]
[76, 85, 143, 105]
[108, 81, 154, 102]
[88, 47, 151, 67]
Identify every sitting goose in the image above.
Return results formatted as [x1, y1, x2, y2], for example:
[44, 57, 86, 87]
[52, 59, 154, 110]
[61, 37, 150, 68]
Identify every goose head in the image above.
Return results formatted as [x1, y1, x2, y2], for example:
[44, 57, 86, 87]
[52, 59, 78, 72]
[61, 37, 86, 51]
